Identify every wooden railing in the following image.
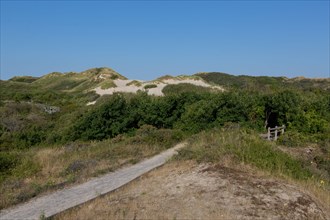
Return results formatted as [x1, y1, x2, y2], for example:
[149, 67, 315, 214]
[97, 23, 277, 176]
[267, 125, 285, 141]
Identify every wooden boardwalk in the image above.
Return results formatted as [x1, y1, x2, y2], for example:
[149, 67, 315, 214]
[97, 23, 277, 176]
[0, 143, 185, 220]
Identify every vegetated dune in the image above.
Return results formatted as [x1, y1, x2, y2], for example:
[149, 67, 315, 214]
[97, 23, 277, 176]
[197, 72, 330, 91]
[25, 67, 225, 97]
[1, 67, 329, 219]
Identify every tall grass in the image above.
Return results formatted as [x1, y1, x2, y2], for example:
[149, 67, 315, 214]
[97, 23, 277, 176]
[176, 127, 313, 180]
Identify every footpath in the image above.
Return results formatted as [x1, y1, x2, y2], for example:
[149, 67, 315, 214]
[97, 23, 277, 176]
[0, 143, 185, 220]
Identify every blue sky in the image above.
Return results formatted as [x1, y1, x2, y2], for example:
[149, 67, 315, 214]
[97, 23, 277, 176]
[1, 1, 329, 80]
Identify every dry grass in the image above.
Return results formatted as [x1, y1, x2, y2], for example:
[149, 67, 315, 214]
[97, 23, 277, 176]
[55, 160, 329, 220]
[0, 128, 182, 210]
[54, 161, 234, 220]
[285, 178, 330, 216]
[36, 148, 66, 178]
[54, 129, 329, 219]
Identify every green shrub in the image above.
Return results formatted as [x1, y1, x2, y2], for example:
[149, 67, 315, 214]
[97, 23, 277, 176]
[144, 84, 157, 89]
[14, 126, 47, 149]
[0, 152, 20, 177]
[14, 93, 32, 102]
[11, 155, 40, 178]
[110, 75, 119, 80]
[100, 80, 116, 89]
[126, 80, 142, 87]
[162, 83, 212, 95]
[175, 99, 218, 133]
[69, 94, 137, 141]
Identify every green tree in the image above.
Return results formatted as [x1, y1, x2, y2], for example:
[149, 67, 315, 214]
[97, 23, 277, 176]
[264, 91, 302, 128]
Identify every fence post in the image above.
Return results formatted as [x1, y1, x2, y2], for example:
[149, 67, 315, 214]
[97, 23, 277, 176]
[274, 126, 278, 141]
[281, 125, 285, 135]
[267, 127, 270, 140]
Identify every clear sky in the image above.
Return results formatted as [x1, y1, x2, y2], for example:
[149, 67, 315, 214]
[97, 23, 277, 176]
[1, 0, 329, 80]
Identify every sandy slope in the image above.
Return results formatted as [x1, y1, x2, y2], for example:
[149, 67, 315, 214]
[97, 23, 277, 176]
[93, 78, 224, 97]
[56, 161, 329, 220]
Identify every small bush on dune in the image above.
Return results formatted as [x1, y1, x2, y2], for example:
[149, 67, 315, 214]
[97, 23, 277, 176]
[0, 152, 20, 180]
[143, 84, 157, 89]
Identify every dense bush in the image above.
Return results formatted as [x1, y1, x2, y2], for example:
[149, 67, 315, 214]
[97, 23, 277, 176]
[69, 94, 135, 141]
[65, 89, 329, 142]
[1, 77, 329, 148]
[14, 125, 47, 148]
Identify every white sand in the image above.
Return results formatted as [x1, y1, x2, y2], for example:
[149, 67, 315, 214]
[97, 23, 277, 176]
[86, 101, 96, 106]
[90, 78, 224, 104]
[93, 79, 142, 96]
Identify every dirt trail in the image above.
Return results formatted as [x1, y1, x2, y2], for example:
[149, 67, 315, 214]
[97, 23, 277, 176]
[0, 143, 185, 220]
[57, 161, 329, 220]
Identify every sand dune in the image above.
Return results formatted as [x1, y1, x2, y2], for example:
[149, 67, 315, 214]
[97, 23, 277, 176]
[93, 78, 224, 97]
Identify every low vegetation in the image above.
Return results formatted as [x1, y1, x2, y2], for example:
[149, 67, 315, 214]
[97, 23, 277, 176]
[99, 80, 117, 89]
[197, 72, 330, 92]
[0, 125, 183, 209]
[143, 84, 157, 89]
[162, 83, 214, 95]
[126, 80, 142, 87]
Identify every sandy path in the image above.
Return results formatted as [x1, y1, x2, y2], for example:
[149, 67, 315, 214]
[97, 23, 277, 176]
[0, 143, 185, 220]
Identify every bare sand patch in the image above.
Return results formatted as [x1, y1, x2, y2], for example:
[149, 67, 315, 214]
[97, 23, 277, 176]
[92, 78, 224, 97]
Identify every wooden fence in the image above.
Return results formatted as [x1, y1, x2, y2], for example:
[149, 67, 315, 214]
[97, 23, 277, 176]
[267, 125, 285, 141]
